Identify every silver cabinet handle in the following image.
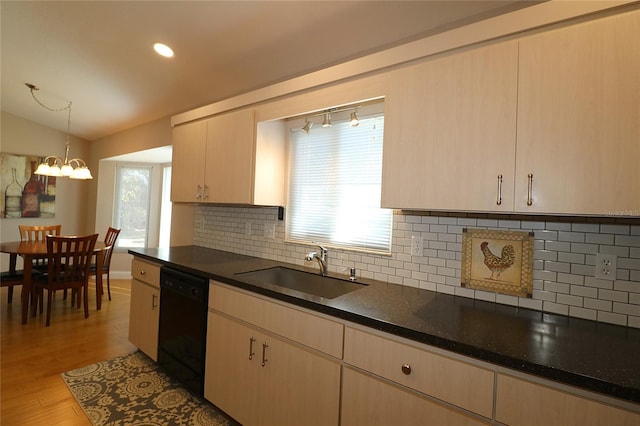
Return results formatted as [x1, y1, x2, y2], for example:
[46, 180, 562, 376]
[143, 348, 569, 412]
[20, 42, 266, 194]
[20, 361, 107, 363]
[496, 174, 503, 206]
[203, 185, 209, 200]
[527, 173, 533, 206]
[401, 363, 412, 375]
[261, 342, 268, 367]
[196, 184, 202, 200]
[151, 294, 158, 310]
[249, 337, 256, 360]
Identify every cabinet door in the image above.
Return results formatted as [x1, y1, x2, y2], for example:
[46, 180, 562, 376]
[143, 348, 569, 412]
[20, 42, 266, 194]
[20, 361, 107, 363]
[205, 312, 260, 426]
[382, 41, 518, 211]
[259, 333, 341, 426]
[496, 374, 640, 426]
[171, 119, 207, 202]
[341, 368, 489, 426]
[128, 279, 160, 361]
[206, 109, 256, 204]
[515, 11, 640, 215]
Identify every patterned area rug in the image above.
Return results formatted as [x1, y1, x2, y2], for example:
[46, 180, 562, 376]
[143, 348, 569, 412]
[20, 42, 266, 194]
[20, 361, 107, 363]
[61, 351, 236, 426]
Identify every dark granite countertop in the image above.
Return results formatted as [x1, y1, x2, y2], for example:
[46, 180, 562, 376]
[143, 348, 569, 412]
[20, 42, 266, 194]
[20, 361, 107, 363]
[130, 245, 640, 405]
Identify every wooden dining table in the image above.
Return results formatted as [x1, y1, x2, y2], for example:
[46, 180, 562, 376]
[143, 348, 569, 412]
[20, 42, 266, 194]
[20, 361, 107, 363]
[0, 240, 110, 324]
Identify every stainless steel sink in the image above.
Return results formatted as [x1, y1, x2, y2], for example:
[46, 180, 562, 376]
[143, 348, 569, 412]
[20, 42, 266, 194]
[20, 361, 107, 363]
[237, 266, 367, 299]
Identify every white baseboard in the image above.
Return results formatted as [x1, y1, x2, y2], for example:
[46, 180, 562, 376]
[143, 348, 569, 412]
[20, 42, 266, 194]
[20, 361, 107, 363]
[89, 271, 132, 282]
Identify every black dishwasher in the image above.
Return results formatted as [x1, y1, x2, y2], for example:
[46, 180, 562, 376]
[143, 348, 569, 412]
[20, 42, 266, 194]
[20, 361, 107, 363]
[158, 267, 209, 396]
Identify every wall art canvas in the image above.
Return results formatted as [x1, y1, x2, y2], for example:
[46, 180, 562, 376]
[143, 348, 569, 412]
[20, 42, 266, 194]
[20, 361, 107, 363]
[1, 153, 56, 218]
[461, 228, 534, 297]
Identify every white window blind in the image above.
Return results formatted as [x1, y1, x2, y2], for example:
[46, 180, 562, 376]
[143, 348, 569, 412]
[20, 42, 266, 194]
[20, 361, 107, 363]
[287, 113, 392, 253]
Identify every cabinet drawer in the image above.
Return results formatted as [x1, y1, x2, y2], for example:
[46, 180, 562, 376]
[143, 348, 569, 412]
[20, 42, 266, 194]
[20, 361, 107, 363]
[344, 327, 494, 418]
[342, 367, 489, 426]
[210, 282, 343, 358]
[131, 258, 160, 288]
[496, 374, 640, 426]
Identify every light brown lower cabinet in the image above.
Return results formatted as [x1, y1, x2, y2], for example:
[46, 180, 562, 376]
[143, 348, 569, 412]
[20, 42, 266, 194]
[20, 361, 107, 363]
[496, 374, 640, 426]
[128, 258, 160, 361]
[341, 367, 489, 426]
[204, 311, 341, 426]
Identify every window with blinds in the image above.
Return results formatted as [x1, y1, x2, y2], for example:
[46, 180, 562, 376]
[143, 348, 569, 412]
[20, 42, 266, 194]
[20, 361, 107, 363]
[287, 112, 392, 253]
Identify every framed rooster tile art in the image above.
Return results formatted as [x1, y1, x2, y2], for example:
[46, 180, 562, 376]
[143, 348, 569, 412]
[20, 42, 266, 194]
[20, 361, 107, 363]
[461, 228, 534, 297]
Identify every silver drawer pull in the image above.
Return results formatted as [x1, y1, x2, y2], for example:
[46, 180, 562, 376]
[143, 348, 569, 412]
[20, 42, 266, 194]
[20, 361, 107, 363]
[401, 363, 412, 375]
[139, 270, 146, 276]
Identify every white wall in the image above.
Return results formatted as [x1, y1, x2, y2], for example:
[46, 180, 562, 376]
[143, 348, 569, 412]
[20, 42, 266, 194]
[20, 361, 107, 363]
[88, 116, 193, 276]
[0, 111, 91, 271]
[95, 160, 167, 278]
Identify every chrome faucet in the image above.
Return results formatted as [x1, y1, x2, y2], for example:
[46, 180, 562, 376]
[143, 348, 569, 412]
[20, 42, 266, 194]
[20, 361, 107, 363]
[305, 243, 328, 276]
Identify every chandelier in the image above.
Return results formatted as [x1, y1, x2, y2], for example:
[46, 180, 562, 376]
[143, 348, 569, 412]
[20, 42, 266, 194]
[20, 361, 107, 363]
[26, 83, 93, 180]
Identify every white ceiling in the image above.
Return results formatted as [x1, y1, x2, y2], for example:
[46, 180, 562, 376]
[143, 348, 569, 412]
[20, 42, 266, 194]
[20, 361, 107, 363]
[1, 1, 540, 142]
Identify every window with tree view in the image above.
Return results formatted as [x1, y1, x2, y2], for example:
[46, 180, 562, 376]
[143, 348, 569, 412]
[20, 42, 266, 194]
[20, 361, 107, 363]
[114, 165, 151, 248]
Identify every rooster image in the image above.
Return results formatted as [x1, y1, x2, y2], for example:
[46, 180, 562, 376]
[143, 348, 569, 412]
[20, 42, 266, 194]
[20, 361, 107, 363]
[480, 241, 515, 280]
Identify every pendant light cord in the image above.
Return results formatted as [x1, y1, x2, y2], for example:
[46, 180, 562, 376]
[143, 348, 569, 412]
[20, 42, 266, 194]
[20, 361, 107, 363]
[26, 83, 72, 145]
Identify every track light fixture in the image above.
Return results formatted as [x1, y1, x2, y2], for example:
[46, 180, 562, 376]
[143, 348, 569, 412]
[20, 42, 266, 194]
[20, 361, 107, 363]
[300, 105, 361, 133]
[302, 119, 313, 134]
[322, 112, 332, 128]
[26, 83, 93, 179]
[349, 111, 359, 127]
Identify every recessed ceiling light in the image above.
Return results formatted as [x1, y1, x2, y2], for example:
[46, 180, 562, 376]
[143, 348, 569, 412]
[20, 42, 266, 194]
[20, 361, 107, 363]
[153, 43, 174, 58]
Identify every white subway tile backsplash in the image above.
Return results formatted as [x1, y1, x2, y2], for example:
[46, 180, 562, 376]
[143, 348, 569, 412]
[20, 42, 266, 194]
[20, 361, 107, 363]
[569, 306, 597, 321]
[597, 311, 627, 326]
[598, 289, 628, 303]
[585, 233, 615, 245]
[194, 206, 640, 329]
[584, 298, 612, 312]
[601, 224, 630, 235]
[543, 301, 569, 315]
[558, 231, 585, 243]
[572, 223, 600, 233]
[545, 241, 571, 252]
[613, 302, 640, 316]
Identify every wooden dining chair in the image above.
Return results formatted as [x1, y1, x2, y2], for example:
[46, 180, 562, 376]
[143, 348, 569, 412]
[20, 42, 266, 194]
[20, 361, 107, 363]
[89, 227, 120, 301]
[32, 234, 98, 327]
[1, 271, 24, 304]
[18, 224, 62, 272]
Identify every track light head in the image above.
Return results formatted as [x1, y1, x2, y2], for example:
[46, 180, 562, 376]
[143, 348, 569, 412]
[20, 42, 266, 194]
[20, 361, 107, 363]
[349, 111, 359, 127]
[322, 112, 332, 127]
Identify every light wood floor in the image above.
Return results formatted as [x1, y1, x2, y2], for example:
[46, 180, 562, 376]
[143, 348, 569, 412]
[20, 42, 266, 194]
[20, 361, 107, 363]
[1, 279, 136, 425]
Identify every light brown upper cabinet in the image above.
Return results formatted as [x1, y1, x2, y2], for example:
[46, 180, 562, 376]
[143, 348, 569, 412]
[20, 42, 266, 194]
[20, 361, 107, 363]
[381, 41, 519, 212]
[171, 109, 285, 205]
[382, 10, 639, 216]
[515, 10, 639, 215]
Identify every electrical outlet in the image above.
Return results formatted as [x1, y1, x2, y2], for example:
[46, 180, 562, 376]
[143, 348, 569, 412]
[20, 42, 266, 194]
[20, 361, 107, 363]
[245, 222, 251, 236]
[411, 234, 423, 257]
[264, 223, 275, 239]
[595, 253, 617, 280]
